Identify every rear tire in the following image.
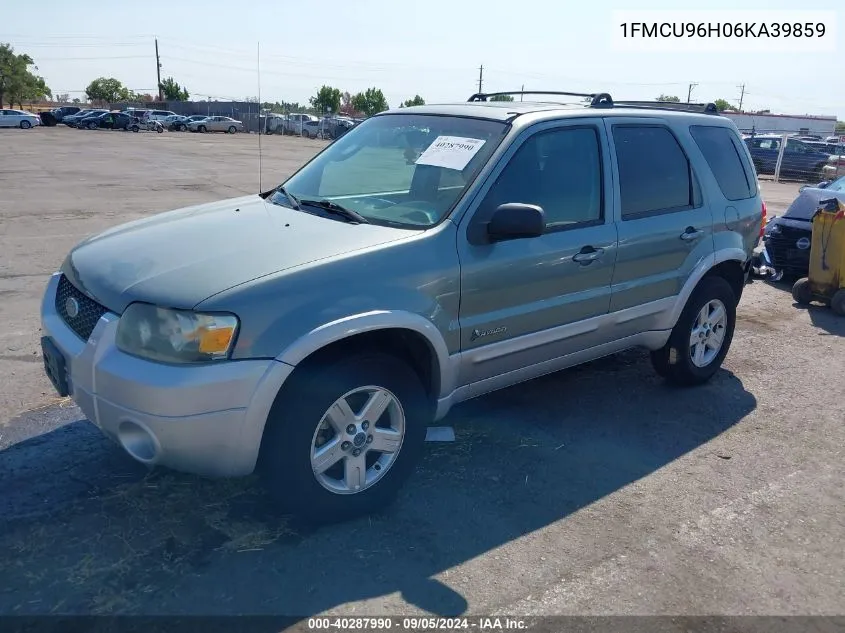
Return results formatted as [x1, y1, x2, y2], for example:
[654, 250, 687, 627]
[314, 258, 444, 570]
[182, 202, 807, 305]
[20, 120, 32, 129]
[831, 289, 845, 316]
[258, 353, 429, 525]
[791, 277, 813, 305]
[228, 125, 237, 134]
[650, 276, 737, 386]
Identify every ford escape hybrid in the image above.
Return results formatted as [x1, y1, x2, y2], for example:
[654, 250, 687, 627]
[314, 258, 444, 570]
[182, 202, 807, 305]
[41, 91, 763, 523]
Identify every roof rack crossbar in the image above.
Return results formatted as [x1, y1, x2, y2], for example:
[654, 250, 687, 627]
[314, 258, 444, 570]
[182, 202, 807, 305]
[468, 90, 609, 104]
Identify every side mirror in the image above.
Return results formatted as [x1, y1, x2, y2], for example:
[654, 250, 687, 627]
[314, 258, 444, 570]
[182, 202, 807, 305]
[487, 203, 545, 241]
[818, 181, 831, 189]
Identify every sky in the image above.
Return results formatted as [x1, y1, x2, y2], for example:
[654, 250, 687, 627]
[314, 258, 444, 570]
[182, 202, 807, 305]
[2, 0, 843, 119]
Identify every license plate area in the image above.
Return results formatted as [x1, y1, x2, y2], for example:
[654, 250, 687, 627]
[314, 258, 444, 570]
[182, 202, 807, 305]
[41, 336, 69, 397]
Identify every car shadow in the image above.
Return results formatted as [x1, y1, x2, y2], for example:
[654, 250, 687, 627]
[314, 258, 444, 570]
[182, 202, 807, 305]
[755, 278, 845, 337]
[0, 349, 757, 621]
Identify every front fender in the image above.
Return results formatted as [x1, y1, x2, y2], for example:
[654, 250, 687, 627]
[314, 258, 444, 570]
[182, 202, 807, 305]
[276, 309, 457, 398]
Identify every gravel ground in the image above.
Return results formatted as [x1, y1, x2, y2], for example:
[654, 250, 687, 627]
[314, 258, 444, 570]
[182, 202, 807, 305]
[0, 126, 843, 619]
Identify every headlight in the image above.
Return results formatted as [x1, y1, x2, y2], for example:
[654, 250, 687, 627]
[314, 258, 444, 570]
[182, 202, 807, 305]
[116, 303, 239, 364]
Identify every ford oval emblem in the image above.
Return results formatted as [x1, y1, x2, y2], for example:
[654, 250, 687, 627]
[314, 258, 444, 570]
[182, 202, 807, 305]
[65, 297, 80, 318]
[796, 237, 811, 250]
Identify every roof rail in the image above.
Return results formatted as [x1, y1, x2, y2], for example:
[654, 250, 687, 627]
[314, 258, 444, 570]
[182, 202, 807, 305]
[466, 91, 718, 114]
[592, 99, 719, 115]
[468, 91, 610, 106]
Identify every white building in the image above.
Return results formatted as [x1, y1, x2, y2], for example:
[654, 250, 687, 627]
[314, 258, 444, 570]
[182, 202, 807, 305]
[721, 111, 837, 137]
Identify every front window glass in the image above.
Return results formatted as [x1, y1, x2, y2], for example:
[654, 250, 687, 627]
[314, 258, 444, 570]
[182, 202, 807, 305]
[275, 114, 508, 228]
[827, 176, 845, 192]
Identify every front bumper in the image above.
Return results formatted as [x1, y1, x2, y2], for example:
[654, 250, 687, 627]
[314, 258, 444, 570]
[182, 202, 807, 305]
[40, 273, 293, 477]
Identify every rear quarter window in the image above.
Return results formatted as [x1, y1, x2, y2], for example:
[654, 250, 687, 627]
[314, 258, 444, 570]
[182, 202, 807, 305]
[690, 125, 757, 201]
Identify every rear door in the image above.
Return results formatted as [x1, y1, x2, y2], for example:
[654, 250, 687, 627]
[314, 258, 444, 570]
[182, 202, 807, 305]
[746, 137, 780, 175]
[604, 119, 714, 336]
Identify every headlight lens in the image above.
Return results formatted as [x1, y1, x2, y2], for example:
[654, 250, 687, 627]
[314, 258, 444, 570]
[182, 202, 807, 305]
[116, 303, 239, 363]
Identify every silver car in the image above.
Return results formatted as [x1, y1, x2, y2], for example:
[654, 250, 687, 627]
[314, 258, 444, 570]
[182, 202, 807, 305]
[188, 116, 244, 133]
[0, 109, 41, 129]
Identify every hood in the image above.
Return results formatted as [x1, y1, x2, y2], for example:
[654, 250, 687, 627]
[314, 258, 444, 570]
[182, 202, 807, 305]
[783, 187, 845, 221]
[61, 195, 415, 313]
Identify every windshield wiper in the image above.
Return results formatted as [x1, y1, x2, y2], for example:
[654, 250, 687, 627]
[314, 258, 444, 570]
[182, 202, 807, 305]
[271, 186, 301, 210]
[298, 199, 370, 224]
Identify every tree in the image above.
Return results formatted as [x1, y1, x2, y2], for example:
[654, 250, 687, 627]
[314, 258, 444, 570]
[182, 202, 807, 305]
[351, 87, 389, 117]
[55, 93, 69, 103]
[85, 77, 130, 104]
[309, 85, 342, 115]
[14, 73, 51, 107]
[0, 43, 36, 108]
[401, 95, 425, 108]
[656, 94, 681, 102]
[490, 94, 514, 102]
[72, 97, 81, 104]
[159, 76, 189, 101]
[836, 121, 844, 133]
[713, 98, 732, 112]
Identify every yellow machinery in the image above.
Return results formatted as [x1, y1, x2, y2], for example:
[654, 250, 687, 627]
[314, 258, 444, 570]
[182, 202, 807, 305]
[792, 198, 845, 315]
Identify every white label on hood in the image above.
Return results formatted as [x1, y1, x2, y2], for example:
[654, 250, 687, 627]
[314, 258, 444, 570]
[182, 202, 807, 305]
[415, 136, 486, 171]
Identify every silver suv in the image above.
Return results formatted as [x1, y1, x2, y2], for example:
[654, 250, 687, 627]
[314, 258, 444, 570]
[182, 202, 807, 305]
[40, 91, 764, 524]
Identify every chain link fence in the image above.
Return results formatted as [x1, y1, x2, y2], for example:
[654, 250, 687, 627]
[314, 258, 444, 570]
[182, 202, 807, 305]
[740, 129, 844, 184]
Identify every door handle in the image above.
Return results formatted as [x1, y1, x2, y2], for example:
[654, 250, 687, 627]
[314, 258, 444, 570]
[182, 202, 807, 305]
[572, 246, 605, 264]
[680, 227, 704, 241]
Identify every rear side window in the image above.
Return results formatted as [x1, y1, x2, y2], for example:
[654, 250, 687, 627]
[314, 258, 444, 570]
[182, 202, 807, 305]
[612, 125, 696, 218]
[690, 125, 757, 201]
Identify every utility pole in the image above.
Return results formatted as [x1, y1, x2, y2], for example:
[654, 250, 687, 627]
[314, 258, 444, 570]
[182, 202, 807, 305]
[155, 38, 162, 102]
[687, 82, 698, 103]
[737, 84, 746, 112]
[520, 84, 524, 101]
[477, 65, 483, 94]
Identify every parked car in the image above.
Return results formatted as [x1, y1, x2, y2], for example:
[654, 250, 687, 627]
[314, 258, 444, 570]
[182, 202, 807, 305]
[84, 111, 135, 131]
[40, 94, 762, 524]
[0, 109, 41, 129]
[168, 115, 207, 131]
[283, 113, 319, 135]
[144, 109, 178, 122]
[187, 115, 243, 133]
[64, 109, 108, 127]
[77, 111, 116, 130]
[51, 106, 81, 122]
[760, 174, 845, 279]
[744, 134, 832, 182]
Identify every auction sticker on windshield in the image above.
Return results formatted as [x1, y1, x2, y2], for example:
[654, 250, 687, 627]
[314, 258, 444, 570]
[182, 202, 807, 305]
[415, 136, 486, 171]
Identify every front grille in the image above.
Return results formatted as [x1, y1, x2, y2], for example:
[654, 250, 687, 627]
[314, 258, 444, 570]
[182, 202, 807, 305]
[765, 225, 812, 275]
[55, 275, 108, 341]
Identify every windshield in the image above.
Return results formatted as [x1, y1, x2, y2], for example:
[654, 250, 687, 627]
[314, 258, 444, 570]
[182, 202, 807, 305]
[827, 175, 845, 192]
[273, 114, 508, 228]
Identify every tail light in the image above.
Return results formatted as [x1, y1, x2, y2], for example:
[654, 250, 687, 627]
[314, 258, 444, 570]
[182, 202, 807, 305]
[760, 201, 767, 240]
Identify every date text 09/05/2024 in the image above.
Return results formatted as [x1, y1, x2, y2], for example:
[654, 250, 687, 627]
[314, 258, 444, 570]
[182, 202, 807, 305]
[307, 617, 528, 631]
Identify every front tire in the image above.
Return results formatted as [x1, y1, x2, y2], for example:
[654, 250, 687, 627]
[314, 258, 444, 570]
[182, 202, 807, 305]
[228, 125, 237, 134]
[831, 289, 845, 316]
[650, 276, 737, 386]
[258, 353, 429, 525]
[198, 125, 207, 133]
[20, 120, 32, 129]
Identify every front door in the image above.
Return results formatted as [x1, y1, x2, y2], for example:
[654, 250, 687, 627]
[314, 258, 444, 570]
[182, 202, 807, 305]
[603, 119, 715, 336]
[457, 119, 618, 386]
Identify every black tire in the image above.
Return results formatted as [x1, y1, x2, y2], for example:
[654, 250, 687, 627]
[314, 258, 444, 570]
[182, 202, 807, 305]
[791, 277, 813, 305]
[20, 120, 32, 129]
[130, 125, 139, 133]
[831, 289, 845, 316]
[650, 276, 737, 386]
[198, 125, 207, 133]
[258, 353, 429, 525]
[228, 125, 237, 134]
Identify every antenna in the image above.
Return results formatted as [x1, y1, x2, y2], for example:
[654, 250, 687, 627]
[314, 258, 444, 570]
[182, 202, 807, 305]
[257, 41, 262, 193]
